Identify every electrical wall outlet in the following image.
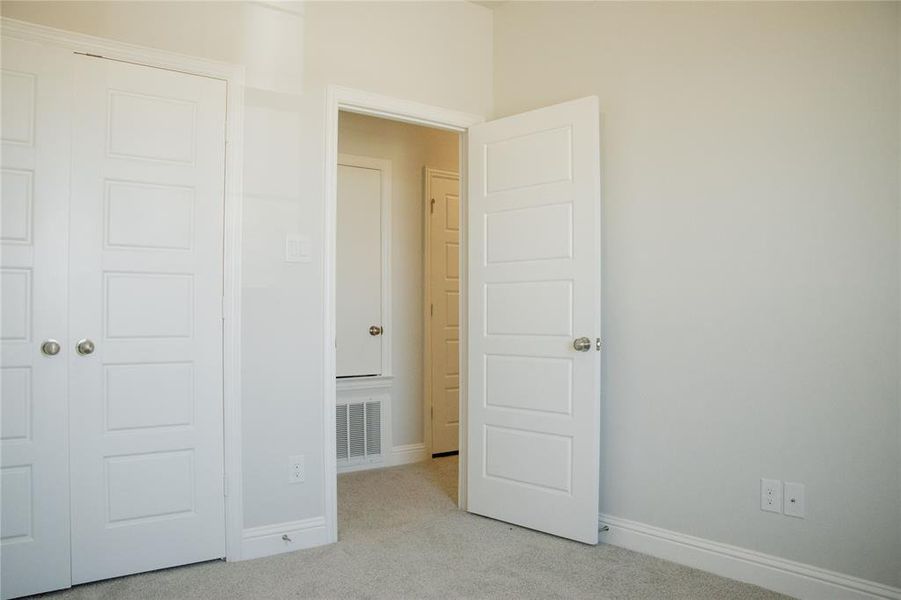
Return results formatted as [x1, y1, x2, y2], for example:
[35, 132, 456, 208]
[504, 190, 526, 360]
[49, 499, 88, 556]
[760, 478, 782, 513]
[288, 455, 305, 483]
[783, 482, 805, 518]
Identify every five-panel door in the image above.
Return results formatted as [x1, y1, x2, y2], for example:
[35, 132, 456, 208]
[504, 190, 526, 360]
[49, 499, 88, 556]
[0, 41, 228, 598]
[466, 97, 602, 545]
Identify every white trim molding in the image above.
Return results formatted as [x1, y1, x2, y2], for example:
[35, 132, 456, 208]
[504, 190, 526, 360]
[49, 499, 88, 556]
[599, 514, 901, 600]
[335, 443, 426, 475]
[390, 443, 428, 467]
[1, 16, 246, 563]
[336, 375, 394, 392]
[241, 517, 329, 561]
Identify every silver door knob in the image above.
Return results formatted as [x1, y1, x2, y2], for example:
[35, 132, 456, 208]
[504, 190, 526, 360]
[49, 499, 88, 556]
[573, 337, 591, 352]
[76, 338, 95, 356]
[369, 326, 383, 336]
[41, 339, 61, 356]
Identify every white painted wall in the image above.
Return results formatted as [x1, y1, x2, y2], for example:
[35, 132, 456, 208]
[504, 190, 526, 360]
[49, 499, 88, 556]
[493, 1, 901, 587]
[0, 0, 492, 533]
[338, 112, 458, 448]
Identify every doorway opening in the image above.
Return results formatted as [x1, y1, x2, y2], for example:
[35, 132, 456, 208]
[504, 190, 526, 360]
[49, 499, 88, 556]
[326, 89, 602, 548]
[332, 109, 463, 534]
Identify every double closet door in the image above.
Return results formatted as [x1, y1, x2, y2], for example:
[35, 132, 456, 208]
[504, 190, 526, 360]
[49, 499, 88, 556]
[1, 37, 227, 599]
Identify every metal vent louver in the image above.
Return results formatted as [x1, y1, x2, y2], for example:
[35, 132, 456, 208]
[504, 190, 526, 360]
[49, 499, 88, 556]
[365, 401, 381, 456]
[336, 399, 382, 464]
[336, 405, 349, 460]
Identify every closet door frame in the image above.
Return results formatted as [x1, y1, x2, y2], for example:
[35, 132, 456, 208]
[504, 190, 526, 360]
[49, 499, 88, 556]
[0, 17, 247, 562]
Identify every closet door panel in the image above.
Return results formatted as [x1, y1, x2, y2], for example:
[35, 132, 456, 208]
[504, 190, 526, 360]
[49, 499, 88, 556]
[0, 37, 73, 600]
[67, 55, 227, 584]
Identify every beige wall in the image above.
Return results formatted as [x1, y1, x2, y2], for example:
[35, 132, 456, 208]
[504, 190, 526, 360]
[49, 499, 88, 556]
[337, 112, 458, 447]
[305, 1, 492, 118]
[493, 1, 901, 586]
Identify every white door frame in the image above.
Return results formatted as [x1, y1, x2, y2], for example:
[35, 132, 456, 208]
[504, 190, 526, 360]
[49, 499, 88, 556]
[0, 18, 246, 562]
[422, 167, 461, 456]
[323, 85, 482, 542]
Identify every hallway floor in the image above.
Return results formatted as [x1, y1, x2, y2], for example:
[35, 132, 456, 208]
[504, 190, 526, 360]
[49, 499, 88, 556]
[32, 456, 787, 599]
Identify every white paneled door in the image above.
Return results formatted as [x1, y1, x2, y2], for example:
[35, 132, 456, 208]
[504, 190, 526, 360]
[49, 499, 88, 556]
[0, 37, 73, 600]
[67, 55, 227, 584]
[1, 36, 227, 598]
[467, 97, 602, 544]
[427, 169, 460, 455]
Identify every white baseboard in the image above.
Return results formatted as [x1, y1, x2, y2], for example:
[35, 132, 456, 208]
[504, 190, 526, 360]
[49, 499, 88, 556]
[598, 514, 901, 600]
[241, 516, 329, 561]
[337, 458, 385, 474]
[335, 444, 427, 475]
[389, 443, 427, 466]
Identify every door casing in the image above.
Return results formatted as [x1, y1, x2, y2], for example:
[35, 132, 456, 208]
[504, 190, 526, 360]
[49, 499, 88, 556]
[323, 86, 483, 542]
[0, 17, 247, 562]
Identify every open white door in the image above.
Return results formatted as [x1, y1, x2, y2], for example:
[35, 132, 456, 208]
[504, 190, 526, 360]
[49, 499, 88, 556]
[467, 97, 601, 544]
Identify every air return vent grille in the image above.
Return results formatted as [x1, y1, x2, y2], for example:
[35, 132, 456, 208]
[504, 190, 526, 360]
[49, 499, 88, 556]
[336, 399, 382, 465]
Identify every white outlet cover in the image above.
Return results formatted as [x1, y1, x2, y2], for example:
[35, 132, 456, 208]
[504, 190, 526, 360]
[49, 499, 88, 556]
[760, 478, 782, 514]
[288, 454, 305, 483]
[784, 481, 805, 518]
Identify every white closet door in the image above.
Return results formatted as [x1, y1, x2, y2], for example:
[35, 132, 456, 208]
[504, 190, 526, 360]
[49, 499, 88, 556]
[428, 169, 460, 455]
[467, 97, 602, 544]
[336, 159, 385, 377]
[67, 55, 227, 583]
[0, 37, 73, 600]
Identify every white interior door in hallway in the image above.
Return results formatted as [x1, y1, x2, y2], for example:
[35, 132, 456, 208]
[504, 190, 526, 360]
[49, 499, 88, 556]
[467, 97, 602, 544]
[426, 169, 460, 455]
[336, 156, 387, 378]
[0, 44, 228, 598]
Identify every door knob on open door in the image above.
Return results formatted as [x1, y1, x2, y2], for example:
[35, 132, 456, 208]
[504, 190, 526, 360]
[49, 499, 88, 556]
[573, 337, 591, 352]
[369, 326, 383, 336]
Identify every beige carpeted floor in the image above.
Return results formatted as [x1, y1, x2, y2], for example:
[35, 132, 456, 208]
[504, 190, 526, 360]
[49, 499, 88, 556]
[32, 456, 788, 599]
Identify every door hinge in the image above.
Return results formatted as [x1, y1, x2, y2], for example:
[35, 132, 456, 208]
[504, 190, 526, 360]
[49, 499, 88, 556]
[430, 303, 434, 317]
[430, 198, 435, 214]
[221, 296, 226, 320]
[223, 473, 228, 497]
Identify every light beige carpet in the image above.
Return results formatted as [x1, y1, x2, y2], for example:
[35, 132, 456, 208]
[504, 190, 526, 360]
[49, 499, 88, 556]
[32, 456, 788, 599]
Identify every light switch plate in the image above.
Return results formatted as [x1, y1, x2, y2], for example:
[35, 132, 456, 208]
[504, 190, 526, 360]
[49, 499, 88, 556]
[285, 233, 311, 263]
[760, 478, 782, 513]
[784, 482, 805, 518]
